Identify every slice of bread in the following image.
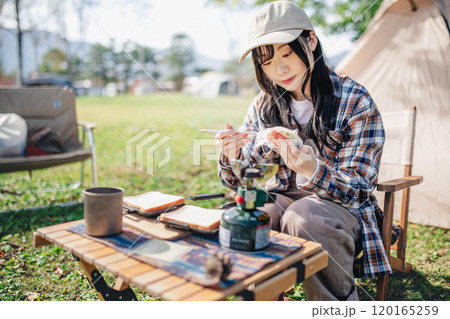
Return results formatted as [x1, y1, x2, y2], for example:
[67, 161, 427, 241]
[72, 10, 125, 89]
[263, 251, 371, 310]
[160, 205, 224, 231]
[124, 191, 185, 213]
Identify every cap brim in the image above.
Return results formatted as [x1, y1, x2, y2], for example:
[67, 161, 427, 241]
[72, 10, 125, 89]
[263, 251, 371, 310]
[239, 29, 303, 63]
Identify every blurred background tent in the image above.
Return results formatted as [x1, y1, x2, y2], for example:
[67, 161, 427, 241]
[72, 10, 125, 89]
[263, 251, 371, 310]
[337, 0, 450, 228]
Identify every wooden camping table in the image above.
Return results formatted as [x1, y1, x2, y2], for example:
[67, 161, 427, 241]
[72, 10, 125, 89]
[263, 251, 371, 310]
[33, 215, 328, 301]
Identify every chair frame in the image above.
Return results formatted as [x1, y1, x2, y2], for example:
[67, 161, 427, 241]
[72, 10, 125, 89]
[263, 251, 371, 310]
[375, 106, 423, 300]
[376, 169, 422, 300]
[77, 120, 98, 189]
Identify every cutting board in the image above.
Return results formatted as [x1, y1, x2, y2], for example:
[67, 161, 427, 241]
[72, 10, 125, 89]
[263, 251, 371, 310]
[122, 211, 190, 240]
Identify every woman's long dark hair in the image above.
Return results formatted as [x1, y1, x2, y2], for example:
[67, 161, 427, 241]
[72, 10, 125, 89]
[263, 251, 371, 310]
[251, 31, 339, 151]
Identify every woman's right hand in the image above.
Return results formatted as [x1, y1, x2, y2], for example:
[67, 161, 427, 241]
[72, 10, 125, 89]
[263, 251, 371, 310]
[215, 123, 249, 161]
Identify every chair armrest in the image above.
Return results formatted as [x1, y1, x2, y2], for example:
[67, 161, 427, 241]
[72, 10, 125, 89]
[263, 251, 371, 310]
[78, 120, 97, 130]
[77, 120, 98, 186]
[377, 175, 423, 193]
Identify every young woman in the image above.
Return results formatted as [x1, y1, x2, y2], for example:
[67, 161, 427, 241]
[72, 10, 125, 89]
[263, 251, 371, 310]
[216, 1, 389, 301]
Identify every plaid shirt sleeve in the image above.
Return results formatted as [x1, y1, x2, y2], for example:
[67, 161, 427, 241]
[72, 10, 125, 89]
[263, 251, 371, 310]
[299, 95, 384, 209]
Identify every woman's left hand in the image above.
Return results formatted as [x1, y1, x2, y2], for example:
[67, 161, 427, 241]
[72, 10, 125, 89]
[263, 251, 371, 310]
[270, 138, 318, 179]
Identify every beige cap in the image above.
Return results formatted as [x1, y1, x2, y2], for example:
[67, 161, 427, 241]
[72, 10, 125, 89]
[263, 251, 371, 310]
[239, 1, 314, 63]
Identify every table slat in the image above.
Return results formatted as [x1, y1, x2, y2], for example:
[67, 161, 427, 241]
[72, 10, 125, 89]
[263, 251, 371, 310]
[118, 264, 155, 282]
[44, 230, 74, 243]
[108, 258, 141, 275]
[83, 247, 117, 264]
[183, 288, 226, 301]
[131, 269, 171, 289]
[95, 252, 126, 269]
[36, 220, 83, 236]
[63, 238, 94, 253]
[161, 282, 204, 300]
[56, 234, 83, 245]
[72, 242, 106, 258]
[33, 232, 51, 248]
[145, 276, 187, 296]
[300, 241, 322, 255]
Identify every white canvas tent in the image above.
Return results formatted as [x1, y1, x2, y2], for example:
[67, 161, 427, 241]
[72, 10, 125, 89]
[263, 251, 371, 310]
[183, 71, 238, 98]
[337, 0, 450, 228]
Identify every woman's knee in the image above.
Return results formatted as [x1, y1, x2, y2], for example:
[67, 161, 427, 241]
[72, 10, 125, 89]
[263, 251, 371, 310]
[260, 193, 293, 231]
[280, 197, 318, 239]
[280, 196, 360, 250]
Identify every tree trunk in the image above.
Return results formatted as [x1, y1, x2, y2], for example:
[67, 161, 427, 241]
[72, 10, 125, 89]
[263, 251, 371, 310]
[15, 0, 23, 85]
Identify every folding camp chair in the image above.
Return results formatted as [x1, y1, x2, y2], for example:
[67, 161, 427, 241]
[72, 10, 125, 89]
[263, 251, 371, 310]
[0, 87, 98, 192]
[358, 106, 423, 300]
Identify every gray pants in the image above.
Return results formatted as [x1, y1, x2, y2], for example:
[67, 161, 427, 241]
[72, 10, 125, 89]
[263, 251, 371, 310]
[261, 177, 362, 301]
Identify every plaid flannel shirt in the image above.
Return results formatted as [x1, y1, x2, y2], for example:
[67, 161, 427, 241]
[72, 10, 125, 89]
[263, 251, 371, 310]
[218, 69, 390, 278]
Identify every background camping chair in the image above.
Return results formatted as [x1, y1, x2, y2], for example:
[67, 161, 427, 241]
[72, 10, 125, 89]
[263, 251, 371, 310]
[356, 106, 423, 300]
[0, 87, 98, 192]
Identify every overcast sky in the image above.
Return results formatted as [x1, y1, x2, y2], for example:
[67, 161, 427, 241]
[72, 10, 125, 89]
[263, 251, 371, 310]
[2, 0, 354, 62]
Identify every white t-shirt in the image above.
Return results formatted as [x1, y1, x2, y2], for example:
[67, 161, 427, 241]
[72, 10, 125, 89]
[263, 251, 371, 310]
[289, 97, 316, 186]
[290, 97, 314, 126]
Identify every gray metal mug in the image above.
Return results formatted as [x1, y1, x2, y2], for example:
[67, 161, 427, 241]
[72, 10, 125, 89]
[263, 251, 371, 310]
[83, 187, 124, 237]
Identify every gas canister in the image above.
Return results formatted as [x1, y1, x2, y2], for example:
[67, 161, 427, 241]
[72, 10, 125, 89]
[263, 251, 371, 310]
[219, 166, 273, 251]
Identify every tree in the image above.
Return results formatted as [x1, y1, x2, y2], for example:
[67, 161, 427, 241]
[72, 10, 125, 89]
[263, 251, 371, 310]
[88, 43, 113, 85]
[208, 0, 383, 41]
[116, 42, 135, 93]
[70, 55, 83, 81]
[164, 33, 195, 91]
[113, 42, 156, 93]
[14, 0, 24, 84]
[73, 0, 99, 80]
[52, 0, 73, 78]
[0, 0, 101, 83]
[39, 48, 69, 74]
[1, 0, 58, 84]
[131, 44, 156, 76]
[129, 43, 159, 89]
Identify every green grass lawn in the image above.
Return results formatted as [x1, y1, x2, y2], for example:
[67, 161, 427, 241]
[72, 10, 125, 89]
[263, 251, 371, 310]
[0, 93, 448, 301]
